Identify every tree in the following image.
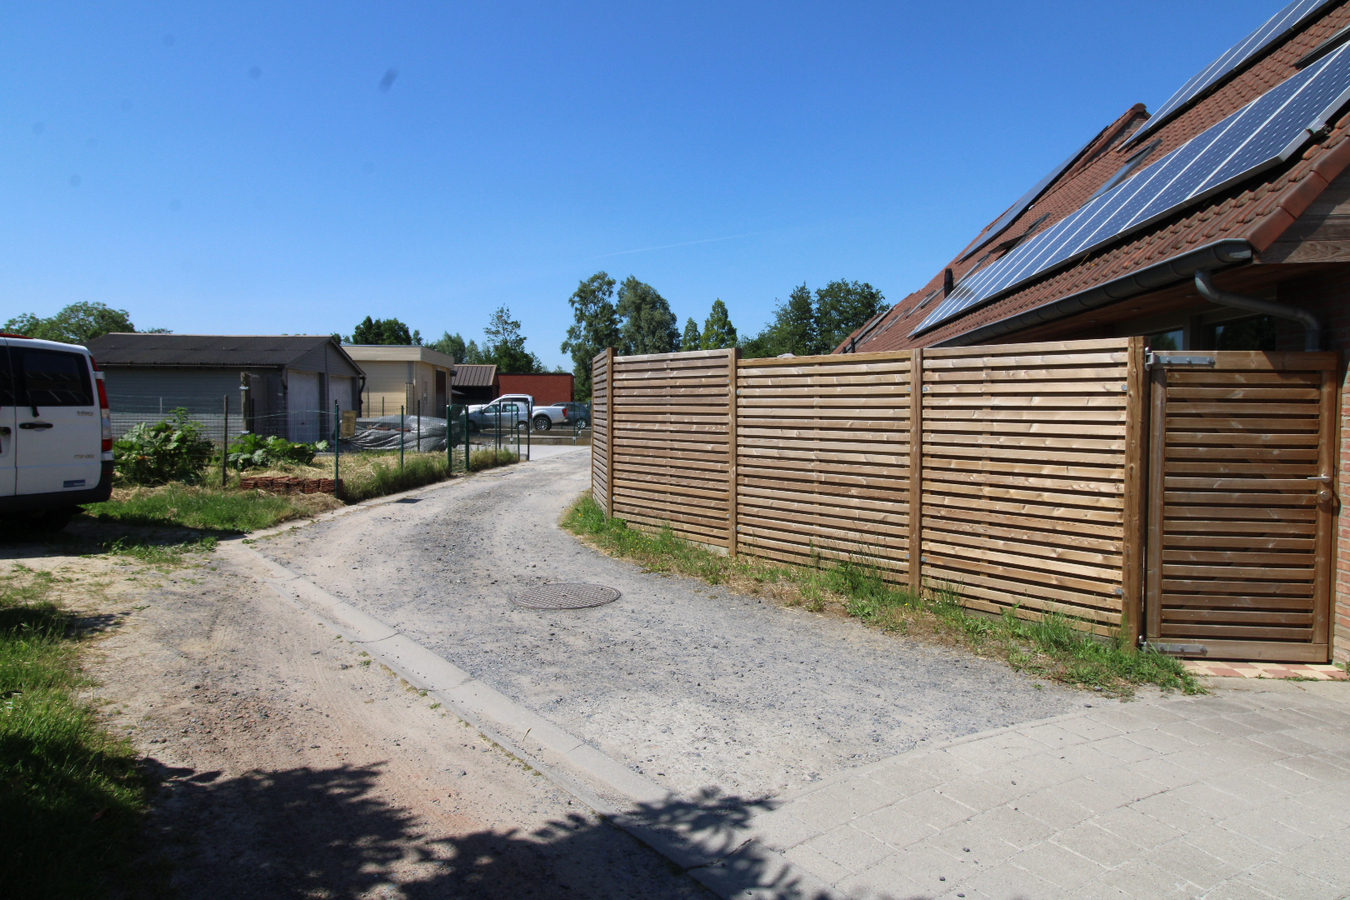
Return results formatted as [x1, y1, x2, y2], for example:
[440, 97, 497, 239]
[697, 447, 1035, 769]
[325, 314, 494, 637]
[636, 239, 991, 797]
[814, 280, 885, 353]
[681, 318, 701, 352]
[739, 284, 815, 358]
[462, 339, 488, 364]
[561, 272, 620, 401]
[427, 331, 467, 361]
[3, 301, 164, 343]
[616, 276, 678, 356]
[348, 316, 419, 345]
[483, 305, 540, 374]
[700, 299, 738, 350]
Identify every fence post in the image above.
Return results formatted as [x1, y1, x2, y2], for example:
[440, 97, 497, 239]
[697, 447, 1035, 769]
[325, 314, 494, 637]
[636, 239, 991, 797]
[463, 407, 469, 471]
[908, 348, 924, 597]
[222, 394, 229, 489]
[727, 347, 739, 557]
[400, 404, 405, 470]
[416, 399, 421, 451]
[334, 400, 340, 495]
[446, 404, 452, 473]
[1121, 335, 1147, 648]
[525, 400, 531, 461]
[605, 347, 616, 518]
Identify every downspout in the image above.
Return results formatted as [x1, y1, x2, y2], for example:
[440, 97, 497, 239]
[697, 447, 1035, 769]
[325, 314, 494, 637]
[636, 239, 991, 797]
[1194, 269, 1322, 351]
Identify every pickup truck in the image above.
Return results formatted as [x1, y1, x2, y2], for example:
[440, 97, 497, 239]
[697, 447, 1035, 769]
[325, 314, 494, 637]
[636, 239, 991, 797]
[465, 394, 533, 432]
[530, 401, 589, 432]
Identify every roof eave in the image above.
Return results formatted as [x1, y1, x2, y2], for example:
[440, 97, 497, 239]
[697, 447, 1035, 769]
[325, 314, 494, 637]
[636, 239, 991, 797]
[932, 239, 1255, 347]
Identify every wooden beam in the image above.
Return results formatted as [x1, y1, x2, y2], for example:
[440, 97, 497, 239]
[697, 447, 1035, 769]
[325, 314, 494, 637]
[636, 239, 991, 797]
[728, 347, 740, 557]
[909, 348, 924, 597]
[1121, 336, 1146, 648]
[1144, 361, 1167, 644]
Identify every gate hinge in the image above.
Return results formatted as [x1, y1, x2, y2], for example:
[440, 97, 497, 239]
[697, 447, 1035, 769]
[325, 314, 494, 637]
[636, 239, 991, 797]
[1145, 352, 1216, 369]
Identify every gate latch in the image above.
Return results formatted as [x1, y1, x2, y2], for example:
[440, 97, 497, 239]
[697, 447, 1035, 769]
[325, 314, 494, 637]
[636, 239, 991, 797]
[1145, 352, 1216, 368]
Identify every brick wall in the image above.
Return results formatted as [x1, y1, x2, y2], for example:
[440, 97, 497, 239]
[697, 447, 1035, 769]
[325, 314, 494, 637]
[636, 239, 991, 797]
[1279, 273, 1349, 662]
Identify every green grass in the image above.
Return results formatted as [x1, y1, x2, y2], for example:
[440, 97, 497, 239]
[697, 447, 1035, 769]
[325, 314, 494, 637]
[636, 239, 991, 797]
[563, 493, 1201, 697]
[340, 453, 453, 503]
[468, 448, 520, 472]
[0, 566, 151, 898]
[83, 483, 308, 533]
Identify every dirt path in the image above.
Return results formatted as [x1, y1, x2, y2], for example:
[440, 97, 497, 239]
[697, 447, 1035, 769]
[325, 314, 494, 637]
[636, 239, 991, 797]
[254, 450, 1100, 803]
[2, 529, 709, 899]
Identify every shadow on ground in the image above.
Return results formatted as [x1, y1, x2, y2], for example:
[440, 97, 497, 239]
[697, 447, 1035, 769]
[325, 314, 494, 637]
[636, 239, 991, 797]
[140, 759, 849, 900]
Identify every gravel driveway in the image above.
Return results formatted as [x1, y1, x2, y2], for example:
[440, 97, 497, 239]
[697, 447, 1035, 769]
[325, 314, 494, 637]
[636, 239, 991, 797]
[257, 449, 1097, 800]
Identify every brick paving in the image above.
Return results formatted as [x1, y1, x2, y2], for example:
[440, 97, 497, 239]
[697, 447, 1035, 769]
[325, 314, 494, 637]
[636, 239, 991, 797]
[1181, 660, 1350, 682]
[740, 681, 1350, 900]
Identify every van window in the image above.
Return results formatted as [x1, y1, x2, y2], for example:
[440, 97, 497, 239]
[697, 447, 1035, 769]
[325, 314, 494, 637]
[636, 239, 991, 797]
[0, 347, 14, 406]
[14, 348, 93, 407]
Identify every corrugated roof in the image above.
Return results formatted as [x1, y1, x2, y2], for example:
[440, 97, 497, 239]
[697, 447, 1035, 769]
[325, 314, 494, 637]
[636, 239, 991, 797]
[843, 0, 1350, 353]
[449, 363, 497, 387]
[86, 333, 345, 367]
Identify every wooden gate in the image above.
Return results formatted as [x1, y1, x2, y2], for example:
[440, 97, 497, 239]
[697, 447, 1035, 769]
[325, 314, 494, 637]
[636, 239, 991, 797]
[1145, 351, 1339, 662]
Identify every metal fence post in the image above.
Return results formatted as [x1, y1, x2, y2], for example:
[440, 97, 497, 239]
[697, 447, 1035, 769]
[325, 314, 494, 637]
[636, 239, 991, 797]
[222, 394, 228, 488]
[400, 404, 405, 470]
[416, 399, 421, 451]
[334, 400, 340, 493]
[526, 401, 531, 461]
[446, 403, 452, 474]
[463, 407, 469, 471]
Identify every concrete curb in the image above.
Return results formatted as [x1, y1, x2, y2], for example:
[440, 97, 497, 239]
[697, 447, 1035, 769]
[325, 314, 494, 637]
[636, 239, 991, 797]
[219, 538, 837, 898]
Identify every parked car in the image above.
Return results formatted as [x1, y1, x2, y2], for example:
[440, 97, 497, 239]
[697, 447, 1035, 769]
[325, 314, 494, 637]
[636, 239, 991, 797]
[0, 334, 114, 530]
[531, 401, 589, 431]
[465, 394, 533, 433]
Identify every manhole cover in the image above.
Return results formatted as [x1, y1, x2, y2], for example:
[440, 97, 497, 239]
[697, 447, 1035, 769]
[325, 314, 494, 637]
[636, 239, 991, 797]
[511, 583, 621, 610]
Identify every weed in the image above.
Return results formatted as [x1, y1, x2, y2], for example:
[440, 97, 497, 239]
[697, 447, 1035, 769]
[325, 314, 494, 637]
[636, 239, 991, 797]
[562, 492, 1201, 697]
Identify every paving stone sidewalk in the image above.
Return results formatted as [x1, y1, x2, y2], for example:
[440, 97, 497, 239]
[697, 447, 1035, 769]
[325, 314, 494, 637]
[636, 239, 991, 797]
[739, 680, 1350, 900]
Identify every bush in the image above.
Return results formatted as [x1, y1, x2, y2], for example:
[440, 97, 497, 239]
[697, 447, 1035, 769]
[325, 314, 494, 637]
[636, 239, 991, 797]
[112, 409, 215, 485]
[227, 433, 328, 471]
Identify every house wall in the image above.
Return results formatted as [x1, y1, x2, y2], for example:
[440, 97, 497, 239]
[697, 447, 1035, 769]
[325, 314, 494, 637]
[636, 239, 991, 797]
[1270, 269, 1350, 663]
[359, 359, 450, 418]
[497, 373, 574, 405]
[102, 366, 246, 416]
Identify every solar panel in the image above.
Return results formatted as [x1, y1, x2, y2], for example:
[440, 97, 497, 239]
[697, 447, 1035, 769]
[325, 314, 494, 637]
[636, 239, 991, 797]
[957, 146, 1085, 262]
[913, 41, 1350, 336]
[1131, 0, 1338, 145]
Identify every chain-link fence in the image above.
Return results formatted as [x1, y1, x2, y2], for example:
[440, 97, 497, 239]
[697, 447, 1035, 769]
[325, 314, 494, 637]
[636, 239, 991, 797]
[108, 396, 495, 484]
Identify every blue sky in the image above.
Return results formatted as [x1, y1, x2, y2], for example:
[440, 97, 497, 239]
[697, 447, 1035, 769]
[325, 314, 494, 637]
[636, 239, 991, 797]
[2, 1, 1291, 368]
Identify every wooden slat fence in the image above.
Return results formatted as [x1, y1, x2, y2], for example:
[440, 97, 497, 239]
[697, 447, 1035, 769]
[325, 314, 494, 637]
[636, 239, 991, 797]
[736, 352, 915, 580]
[609, 349, 733, 547]
[590, 338, 1335, 653]
[919, 341, 1141, 634]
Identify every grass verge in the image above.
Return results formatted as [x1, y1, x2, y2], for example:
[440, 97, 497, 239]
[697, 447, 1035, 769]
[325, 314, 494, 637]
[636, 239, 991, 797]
[83, 483, 322, 533]
[85, 448, 514, 532]
[562, 493, 1201, 697]
[0, 566, 150, 898]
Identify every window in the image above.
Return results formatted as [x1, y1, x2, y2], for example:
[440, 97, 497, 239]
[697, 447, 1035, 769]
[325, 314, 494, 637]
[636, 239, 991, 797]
[1147, 330, 1182, 352]
[14, 348, 93, 407]
[1214, 315, 1276, 351]
[0, 347, 14, 407]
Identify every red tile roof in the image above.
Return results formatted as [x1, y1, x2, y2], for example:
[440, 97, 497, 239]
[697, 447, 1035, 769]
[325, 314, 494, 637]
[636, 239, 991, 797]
[845, 1, 1350, 353]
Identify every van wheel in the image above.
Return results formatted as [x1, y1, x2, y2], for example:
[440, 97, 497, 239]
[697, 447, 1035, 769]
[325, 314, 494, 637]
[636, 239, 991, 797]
[33, 508, 75, 533]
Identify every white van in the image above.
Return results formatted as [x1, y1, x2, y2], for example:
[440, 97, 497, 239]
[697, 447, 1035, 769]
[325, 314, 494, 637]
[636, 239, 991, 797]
[0, 334, 114, 530]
